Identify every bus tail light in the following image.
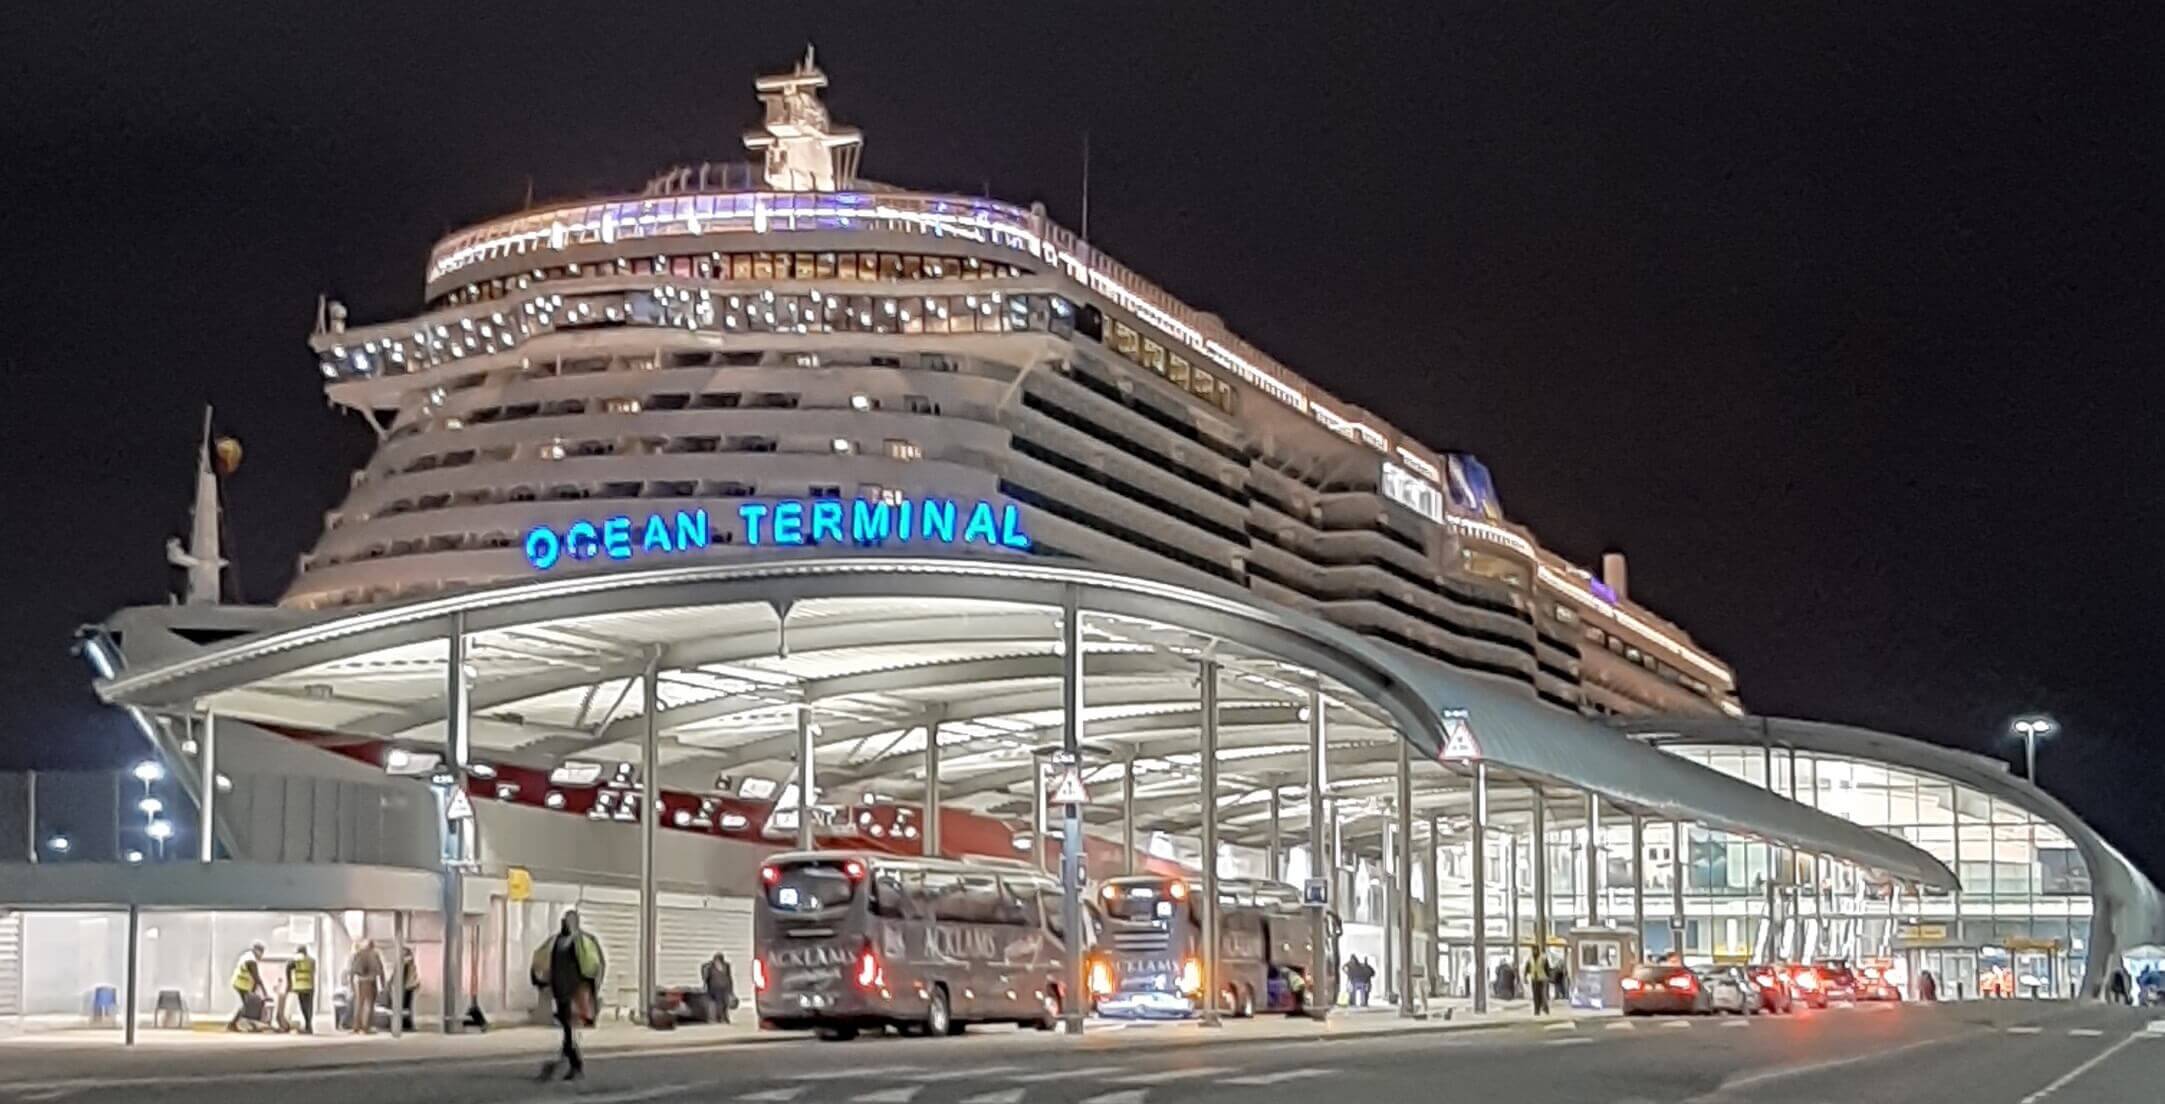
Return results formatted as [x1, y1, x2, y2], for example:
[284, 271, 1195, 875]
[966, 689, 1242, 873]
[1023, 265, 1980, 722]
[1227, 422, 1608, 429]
[1168, 880, 1188, 901]
[843, 859, 867, 882]
[752, 957, 769, 994]
[1178, 956, 1202, 996]
[760, 865, 780, 886]
[1088, 957, 1114, 997]
[854, 941, 885, 990]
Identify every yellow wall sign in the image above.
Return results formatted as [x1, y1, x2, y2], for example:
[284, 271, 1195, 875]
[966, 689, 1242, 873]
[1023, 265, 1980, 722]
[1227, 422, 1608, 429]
[507, 867, 533, 902]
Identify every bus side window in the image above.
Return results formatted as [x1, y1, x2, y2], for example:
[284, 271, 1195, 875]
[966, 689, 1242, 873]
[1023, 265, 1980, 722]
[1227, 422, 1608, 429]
[1037, 887, 1065, 940]
[871, 869, 911, 918]
[999, 878, 1041, 928]
[958, 876, 1003, 924]
[926, 873, 968, 922]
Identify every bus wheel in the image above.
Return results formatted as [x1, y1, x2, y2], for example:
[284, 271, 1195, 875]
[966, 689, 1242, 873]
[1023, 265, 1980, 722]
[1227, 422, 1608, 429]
[924, 985, 954, 1038]
[815, 1025, 859, 1042]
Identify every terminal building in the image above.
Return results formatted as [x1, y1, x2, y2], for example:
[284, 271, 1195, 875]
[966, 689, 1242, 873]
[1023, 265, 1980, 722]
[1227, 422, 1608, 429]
[4, 54, 2157, 1040]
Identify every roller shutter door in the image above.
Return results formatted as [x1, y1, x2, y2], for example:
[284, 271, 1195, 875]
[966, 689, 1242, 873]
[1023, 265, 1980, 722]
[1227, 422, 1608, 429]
[573, 895, 641, 1015]
[656, 894, 754, 992]
[0, 911, 21, 1017]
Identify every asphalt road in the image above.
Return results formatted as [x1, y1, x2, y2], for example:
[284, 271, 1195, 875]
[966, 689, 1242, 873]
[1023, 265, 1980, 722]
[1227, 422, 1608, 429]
[5, 1002, 2160, 1104]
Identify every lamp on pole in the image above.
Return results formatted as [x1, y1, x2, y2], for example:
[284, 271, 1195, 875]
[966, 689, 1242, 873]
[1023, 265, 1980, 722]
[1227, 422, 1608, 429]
[2010, 716, 2056, 785]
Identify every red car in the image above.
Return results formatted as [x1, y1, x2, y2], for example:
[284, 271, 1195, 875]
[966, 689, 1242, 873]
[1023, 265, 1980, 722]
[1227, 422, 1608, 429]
[1783, 963, 1829, 1008]
[1621, 964, 1713, 1015]
[1746, 964, 1795, 1013]
[1814, 959, 1860, 1001]
[1855, 962, 1902, 1001]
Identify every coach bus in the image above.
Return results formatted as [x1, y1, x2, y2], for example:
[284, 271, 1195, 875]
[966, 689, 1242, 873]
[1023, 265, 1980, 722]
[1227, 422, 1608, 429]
[752, 851, 1082, 1040]
[1087, 875, 1335, 1018]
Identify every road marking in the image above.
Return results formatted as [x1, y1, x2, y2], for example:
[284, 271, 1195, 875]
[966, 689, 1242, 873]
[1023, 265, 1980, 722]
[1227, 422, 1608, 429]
[1708, 1030, 1979, 1094]
[1662, 1019, 1691, 1029]
[1008, 1065, 1128, 1082]
[1546, 1036, 1593, 1046]
[2009, 1025, 2043, 1034]
[1605, 1021, 1636, 1031]
[568, 1084, 708, 1104]
[958, 1092, 1025, 1104]
[1721, 1018, 1750, 1028]
[786, 1066, 923, 1081]
[2019, 1032, 2146, 1104]
[1543, 1020, 1576, 1031]
[2147, 1019, 2165, 1035]
[906, 1066, 1021, 1082]
[848, 1089, 922, 1104]
[2068, 1028, 2103, 1037]
[1078, 1093, 1148, 1104]
[1222, 1068, 1334, 1085]
[737, 1090, 805, 1103]
[1106, 1066, 1233, 1084]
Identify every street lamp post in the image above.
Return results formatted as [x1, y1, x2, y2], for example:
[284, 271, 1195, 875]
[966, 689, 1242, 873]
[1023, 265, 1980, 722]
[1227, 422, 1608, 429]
[2011, 716, 2056, 785]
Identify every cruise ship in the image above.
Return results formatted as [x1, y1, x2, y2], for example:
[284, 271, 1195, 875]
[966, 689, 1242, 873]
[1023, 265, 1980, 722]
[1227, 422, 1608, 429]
[296, 49, 1736, 724]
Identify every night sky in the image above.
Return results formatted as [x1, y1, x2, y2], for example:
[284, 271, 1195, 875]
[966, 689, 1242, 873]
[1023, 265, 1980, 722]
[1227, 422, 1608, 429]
[1, 6, 2156, 874]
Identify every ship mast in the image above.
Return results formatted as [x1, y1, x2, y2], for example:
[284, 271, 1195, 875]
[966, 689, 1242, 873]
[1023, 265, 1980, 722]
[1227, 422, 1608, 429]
[165, 407, 227, 605]
[742, 45, 863, 191]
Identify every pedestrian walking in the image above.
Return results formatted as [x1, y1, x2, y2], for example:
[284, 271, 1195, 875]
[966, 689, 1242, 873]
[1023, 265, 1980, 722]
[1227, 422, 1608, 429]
[1916, 969, 1937, 1002]
[348, 939, 385, 1034]
[399, 946, 421, 1031]
[286, 945, 317, 1034]
[534, 910, 606, 1081]
[2107, 965, 2131, 1005]
[702, 952, 735, 1024]
[1528, 954, 1552, 1016]
[226, 942, 268, 1032]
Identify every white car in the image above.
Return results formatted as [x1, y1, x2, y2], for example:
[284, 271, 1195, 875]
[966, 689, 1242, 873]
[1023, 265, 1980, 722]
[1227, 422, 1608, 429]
[1706, 967, 1758, 1014]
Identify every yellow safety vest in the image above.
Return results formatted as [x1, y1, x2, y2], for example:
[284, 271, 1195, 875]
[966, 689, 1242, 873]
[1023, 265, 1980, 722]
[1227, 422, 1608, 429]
[290, 956, 315, 992]
[232, 957, 258, 991]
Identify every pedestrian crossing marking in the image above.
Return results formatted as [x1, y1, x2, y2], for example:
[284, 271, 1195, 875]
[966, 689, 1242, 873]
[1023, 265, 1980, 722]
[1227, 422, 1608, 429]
[1721, 1018, 1750, 1028]
[1543, 1020, 1575, 1031]
[906, 1067, 1021, 1082]
[957, 1091, 1026, 1104]
[1605, 1021, 1636, 1030]
[848, 1088, 922, 1104]
[1106, 1067, 1233, 1085]
[1661, 1019, 1691, 1028]
[1545, 1037, 1593, 1046]
[1077, 1093, 1148, 1104]
[787, 1066, 924, 1081]
[737, 1090, 805, 1103]
[1008, 1066, 1128, 1083]
[2008, 1025, 2042, 1034]
[1221, 1068, 1334, 1086]
[2067, 1028, 2102, 1037]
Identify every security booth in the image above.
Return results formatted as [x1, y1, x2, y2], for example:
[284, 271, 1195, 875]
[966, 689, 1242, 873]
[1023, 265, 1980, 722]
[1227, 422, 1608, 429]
[1566, 925, 1639, 1011]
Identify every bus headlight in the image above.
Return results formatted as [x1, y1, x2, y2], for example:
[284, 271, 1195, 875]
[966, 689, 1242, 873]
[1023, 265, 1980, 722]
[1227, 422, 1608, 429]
[1178, 957, 1202, 996]
[1089, 958, 1114, 997]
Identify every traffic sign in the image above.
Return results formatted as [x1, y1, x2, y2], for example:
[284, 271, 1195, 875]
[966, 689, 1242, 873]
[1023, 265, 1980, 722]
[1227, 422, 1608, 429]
[1050, 768, 1090, 805]
[444, 787, 475, 821]
[1302, 878, 1330, 906]
[1440, 718, 1482, 762]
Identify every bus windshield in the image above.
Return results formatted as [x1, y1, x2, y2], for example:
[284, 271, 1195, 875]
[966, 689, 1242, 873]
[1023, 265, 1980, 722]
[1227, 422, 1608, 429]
[1100, 878, 1184, 921]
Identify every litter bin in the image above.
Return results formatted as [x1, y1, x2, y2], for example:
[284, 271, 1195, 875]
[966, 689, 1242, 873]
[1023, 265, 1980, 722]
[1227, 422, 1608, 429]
[88, 985, 118, 1025]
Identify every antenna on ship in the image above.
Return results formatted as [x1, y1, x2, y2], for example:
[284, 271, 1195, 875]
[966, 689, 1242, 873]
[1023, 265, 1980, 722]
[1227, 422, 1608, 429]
[743, 44, 863, 192]
[1081, 131, 1092, 241]
[166, 407, 241, 606]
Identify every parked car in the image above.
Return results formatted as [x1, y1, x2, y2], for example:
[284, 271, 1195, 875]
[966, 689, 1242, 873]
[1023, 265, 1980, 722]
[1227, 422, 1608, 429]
[1855, 962, 1901, 1001]
[1783, 963, 1829, 1008]
[1814, 958, 1860, 1001]
[1746, 964, 1795, 1013]
[1621, 964, 1713, 1015]
[1706, 966, 1759, 1015]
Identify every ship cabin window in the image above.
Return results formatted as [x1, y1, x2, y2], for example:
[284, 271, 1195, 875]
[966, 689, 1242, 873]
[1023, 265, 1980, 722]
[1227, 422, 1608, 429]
[1139, 340, 1167, 374]
[1109, 320, 1141, 358]
[808, 484, 843, 499]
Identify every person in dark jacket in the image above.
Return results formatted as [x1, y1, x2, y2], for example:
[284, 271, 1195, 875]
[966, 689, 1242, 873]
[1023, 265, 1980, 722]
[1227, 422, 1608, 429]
[534, 911, 603, 1081]
[701, 953, 735, 1024]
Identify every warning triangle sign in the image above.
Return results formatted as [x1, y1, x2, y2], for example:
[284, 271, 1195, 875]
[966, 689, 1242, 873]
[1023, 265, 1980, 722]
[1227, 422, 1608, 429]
[445, 788, 476, 820]
[1439, 718, 1482, 762]
[1050, 768, 1090, 805]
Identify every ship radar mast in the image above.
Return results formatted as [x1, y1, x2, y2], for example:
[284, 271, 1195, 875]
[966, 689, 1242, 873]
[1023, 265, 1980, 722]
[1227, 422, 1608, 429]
[742, 46, 862, 192]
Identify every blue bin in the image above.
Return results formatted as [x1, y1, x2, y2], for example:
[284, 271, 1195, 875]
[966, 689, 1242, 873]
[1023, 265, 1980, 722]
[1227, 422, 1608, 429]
[89, 985, 118, 1024]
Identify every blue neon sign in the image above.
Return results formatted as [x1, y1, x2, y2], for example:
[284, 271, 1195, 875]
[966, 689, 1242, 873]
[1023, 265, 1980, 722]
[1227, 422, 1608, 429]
[523, 497, 1030, 572]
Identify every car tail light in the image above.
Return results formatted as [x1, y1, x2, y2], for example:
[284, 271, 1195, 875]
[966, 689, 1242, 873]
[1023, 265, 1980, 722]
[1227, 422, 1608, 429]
[1088, 958, 1114, 997]
[752, 957, 769, 994]
[854, 941, 884, 989]
[1666, 974, 1697, 993]
[1754, 973, 1779, 989]
[1101, 884, 1119, 902]
[1179, 956, 1202, 995]
[1168, 881, 1188, 901]
[1620, 977, 1643, 992]
[760, 865, 780, 886]
[1794, 969, 1820, 991]
[843, 859, 867, 882]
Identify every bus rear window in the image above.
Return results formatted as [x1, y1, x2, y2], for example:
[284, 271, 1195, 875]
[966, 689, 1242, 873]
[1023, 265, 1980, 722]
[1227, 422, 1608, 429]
[765, 861, 859, 913]
[1102, 882, 1177, 921]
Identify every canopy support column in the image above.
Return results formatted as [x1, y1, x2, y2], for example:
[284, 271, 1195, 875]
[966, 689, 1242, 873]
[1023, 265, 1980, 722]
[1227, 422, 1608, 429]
[795, 706, 815, 851]
[1470, 762, 1488, 1014]
[1531, 787, 1549, 959]
[638, 655, 660, 1027]
[1585, 792, 1602, 926]
[1631, 814, 1646, 953]
[1395, 737, 1415, 1017]
[1305, 686, 1329, 1019]
[921, 719, 941, 858]
[1198, 656, 1222, 1028]
[1058, 587, 1087, 1035]
[440, 614, 472, 1034]
[198, 712, 217, 863]
[1267, 782, 1283, 882]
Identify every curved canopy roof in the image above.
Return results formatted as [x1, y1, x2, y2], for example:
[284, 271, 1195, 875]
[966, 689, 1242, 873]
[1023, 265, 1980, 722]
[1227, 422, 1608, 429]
[1622, 714, 2164, 991]
[94, 557, 1948, 887]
